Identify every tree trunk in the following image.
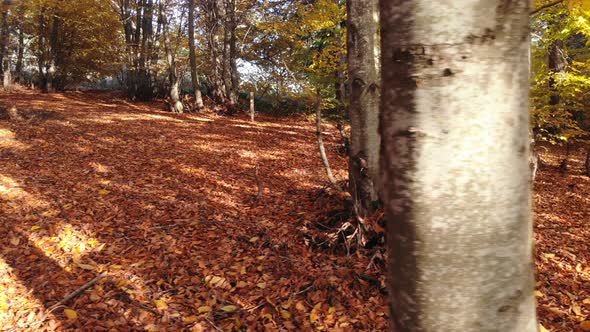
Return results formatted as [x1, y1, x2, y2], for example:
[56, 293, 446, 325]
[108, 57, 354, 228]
[0, 6, 9, 87]
[228, 0, 239, 106]
[222, 0, 234, 108]
[379, 1, 537, 331]
[137, 0, 154, 100]
[205, 0, 226, 104]
[316, 90, 341, 191]
[44, 13, 59, 93]
[250, 91, 255, 122]
[548, 40, 567, 106]
[14, 25, 23, 83]
[188, 0, 204, 110]
[161, 3, 182, 113]
[347, 0, 381, 219]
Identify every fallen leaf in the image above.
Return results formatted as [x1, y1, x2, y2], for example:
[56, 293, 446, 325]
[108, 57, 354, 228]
[154, 299, 168, 310]
[99, 189, 110, 195]
[581, 321, 590, 331]
[310, 312, 319, 323]
[280, 310, 291, 319]
[64, 309, 77, 320]
[77, 263, 95, 270]
[221, 305, 239, 313]
[197, 306, 211, 313]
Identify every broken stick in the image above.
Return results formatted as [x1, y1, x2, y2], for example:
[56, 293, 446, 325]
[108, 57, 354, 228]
[48, 271, 108, 312]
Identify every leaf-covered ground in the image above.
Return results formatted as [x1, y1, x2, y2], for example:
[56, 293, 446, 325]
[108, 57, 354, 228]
[0, 91, 387, 331]
[2, 91, 590, 331]
[534, 145, 590, 332]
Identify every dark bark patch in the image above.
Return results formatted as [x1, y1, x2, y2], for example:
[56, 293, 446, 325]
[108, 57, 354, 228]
[393, 49, 414, 64]
[442, 68, 454, 77]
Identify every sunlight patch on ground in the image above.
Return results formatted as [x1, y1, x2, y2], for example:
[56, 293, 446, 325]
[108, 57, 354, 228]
[82, 118, 115, 124]
[28, 224, 105, 270]
[0, 128, 29, 150]
[106, 113, 184, 123]
[90, 162, 113, 174]
[235, 149, 257, 159]
[0, 257, 47, 328]
[185, 115, 214, 122]
[277, 168, 319, 189]
[0, 175, 48, 211]
[232, 124, 257, 129]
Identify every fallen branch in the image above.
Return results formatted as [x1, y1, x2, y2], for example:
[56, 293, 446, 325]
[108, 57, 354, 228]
[48, 271, 108, 312]
[205, 318, 224, 331]
[246, 283, 315, 312]
[315, 90, 342, 192]
[530, 0, 564, 16]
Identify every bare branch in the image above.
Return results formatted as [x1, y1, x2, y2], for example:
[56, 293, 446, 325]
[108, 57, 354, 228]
[530, 0, 565, 16]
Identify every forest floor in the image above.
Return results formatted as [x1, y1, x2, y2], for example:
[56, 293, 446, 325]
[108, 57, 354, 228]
[0, 90, 589, 331]
[0, 90, 386, 331]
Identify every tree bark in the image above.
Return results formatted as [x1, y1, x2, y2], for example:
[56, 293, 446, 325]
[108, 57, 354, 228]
[585, 147, 590, 177]
[204, 0, 226, 104]
[228, 0, 239, 106]
[161, 2, 183, 113]
[14, 25, 23, 83]
[43, 12, 59, 93]
[316, 90, 341, 191]
[250, 91, 255, 122]
[221, 0, 237, 108]
[347, 0, 381, 219]
[0, 6, 9, 88]
[379, 1, 537, 331]
[548, 40, 567, 106]
[188, 0, 204, 110]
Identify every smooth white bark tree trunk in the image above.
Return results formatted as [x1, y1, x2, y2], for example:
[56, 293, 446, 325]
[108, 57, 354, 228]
[347, 0, 381, 218]
[379, 1, 537, 331]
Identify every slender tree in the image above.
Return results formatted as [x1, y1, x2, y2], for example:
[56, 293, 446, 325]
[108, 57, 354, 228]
[379, 1, 537, 331]
[188, 0, 204, 110]
[161, 0, 183, 113]
[347, 0, 381, 223]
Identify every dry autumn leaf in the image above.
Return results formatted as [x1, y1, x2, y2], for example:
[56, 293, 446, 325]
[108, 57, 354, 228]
[154, 299, 168, 310]
[220, 305, 239, 313]
[64, 309, 77, 320]
[197, 306, 211, 314]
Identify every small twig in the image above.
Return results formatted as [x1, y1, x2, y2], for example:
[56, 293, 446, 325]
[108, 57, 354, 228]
[27, 272, 108, 328]
[150, 224, 182, 230]
[48, 272, 108, 311]
[530, 0, 564, 16]
[205, 318, 223, 331]
[246, 283, 316, 312]
[293, 284, 315, 296]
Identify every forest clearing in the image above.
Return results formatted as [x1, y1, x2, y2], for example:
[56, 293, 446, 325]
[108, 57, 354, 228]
[0, 90, 388, 331]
